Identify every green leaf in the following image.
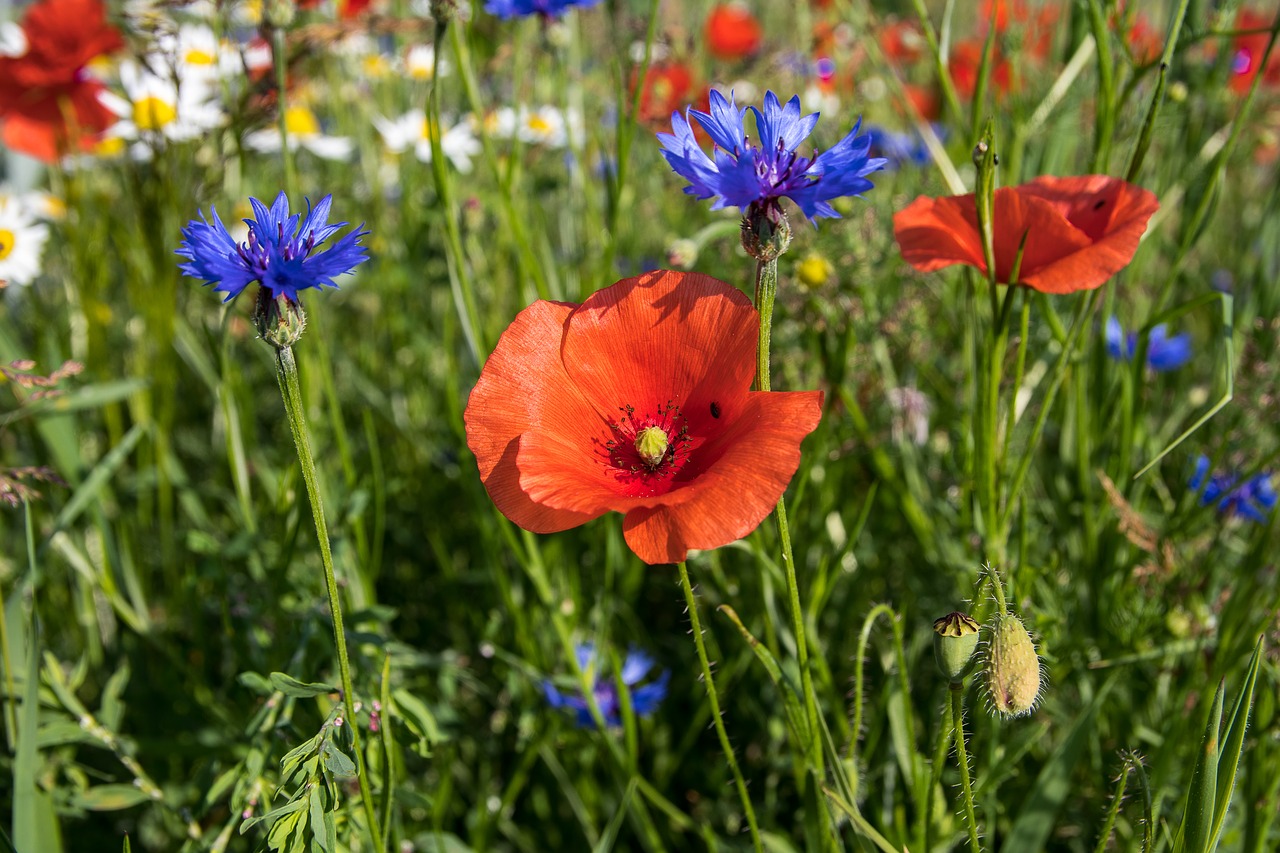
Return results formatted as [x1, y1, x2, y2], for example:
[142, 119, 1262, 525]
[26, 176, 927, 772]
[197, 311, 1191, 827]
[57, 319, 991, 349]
[307, 786, 329, 852]
[269, 672, 337, 699]
[1207, 639, 1264, 851]
[238, 671, 275, 696]
[320, 740, 357, 778]
[240, 795, 308, 834]
[74, 785, 154, 812]
[49, 423, 146, 536]
[121, 834, 131, 853]
[1179, 679, 1226, 853]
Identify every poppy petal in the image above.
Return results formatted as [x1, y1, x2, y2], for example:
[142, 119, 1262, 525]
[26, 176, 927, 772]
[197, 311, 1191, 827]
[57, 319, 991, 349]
[620, 390, 823, 564]
[560, 270, 758, 434]
[464, 299, 601, 532]
[894, 175, 1158, 294]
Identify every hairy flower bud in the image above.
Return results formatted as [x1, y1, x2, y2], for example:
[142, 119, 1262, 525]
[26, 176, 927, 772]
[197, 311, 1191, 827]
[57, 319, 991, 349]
[984, 613, 1043, 718]
[933, 611, 981, 684]
[253, 288, 307, 349]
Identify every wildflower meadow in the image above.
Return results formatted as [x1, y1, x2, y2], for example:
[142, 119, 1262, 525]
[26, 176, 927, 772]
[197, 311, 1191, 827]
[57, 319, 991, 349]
[3, 0, 1280, 850]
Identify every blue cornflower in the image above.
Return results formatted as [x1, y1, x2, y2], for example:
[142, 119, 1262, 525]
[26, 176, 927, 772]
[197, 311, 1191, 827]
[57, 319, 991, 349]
[658, 89, 887, 223]
[543, 644, 669, 728]
[1105, 316, 1193, 372]
[177, 192, 369, 303]
[1190, 456, 1277, 523]
[484, 0, 600, 19]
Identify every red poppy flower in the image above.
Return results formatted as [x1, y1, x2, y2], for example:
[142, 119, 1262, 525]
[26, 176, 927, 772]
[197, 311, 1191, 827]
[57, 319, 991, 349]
[0, 0, 123, 161]
[879, 18, 924, 65]
[893, 175, 1159, 294]
[948, 39, 1012, 99]
[464, 270, 823, 565]
[1230, 9, 1280, 93]
[635, 61, 695, 127]
[705, 4, 763, 61]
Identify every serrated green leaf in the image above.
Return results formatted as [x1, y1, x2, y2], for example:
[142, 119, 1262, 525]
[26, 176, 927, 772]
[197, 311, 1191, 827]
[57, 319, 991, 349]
[269, 672, 337, 699]
[75, 784, 153, 811]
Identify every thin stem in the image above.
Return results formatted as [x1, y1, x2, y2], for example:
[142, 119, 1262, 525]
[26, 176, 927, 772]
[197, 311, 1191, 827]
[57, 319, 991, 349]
[753, 255, 830, 843]
[676, 561, 762, 853]
[950, 685, 982, 853]
[274, 345, 383, 853]
[429, 22, 486, 364]
[271, 27, 297, 198]
[925, 699, 956, 852]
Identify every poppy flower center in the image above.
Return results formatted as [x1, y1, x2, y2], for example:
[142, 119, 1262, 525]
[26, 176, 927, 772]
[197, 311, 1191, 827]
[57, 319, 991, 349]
[602, 402, 692, 495]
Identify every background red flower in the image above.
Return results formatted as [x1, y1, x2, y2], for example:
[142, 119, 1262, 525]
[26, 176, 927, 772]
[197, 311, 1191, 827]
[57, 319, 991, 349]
[0, 0, 123, 161]
[893, 175, 1159, 294]
[705, 4, 762, 61]
[464, 270, 823, 564]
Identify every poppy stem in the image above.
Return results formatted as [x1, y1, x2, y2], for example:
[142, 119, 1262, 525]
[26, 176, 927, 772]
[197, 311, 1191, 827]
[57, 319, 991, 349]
[676, 561, 763, 853]
[753, 256, 831, 841]
[950, 684, 984, 853]
[273, 344, 385, 853]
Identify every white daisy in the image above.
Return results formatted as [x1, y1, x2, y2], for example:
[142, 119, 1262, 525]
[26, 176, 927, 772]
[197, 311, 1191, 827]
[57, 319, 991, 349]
[100, 58, 225, 151]
[155, 24, 242, 83]
[374, 110, 481, 172]
[0, 195, 51, 288]
[515, 105, 580, 149]
[244, 105, 354, 160]
[403, 44, 449, 81]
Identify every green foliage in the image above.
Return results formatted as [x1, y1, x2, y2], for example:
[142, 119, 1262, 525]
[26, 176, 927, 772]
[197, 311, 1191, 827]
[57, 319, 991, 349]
[1, 0, 1279, 851]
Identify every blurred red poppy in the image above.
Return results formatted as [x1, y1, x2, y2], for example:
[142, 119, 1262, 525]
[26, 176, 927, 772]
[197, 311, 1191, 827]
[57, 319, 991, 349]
[880, 18, 925, 64]
[464, 270, 823, 565]
[893, 175, 1160, 294]
[706, 4, 762, 61]
[1230, 8, 1280, 93]
[636, 61, 695, 127]
[949, 39, 1012, 99]
[0, 0, 123, 161]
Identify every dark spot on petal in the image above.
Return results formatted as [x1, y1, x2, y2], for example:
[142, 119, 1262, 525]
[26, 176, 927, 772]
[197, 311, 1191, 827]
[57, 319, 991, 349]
[710, 402, 721, 419]
[1093, 198, 1107, 210]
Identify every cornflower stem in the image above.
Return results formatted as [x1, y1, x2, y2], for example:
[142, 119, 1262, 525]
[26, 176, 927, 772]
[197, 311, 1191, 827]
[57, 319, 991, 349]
[676, 561, 763, 853]
[949, 684, 983, 853]
[753, 255, 830, 841]
[430, 23, 486, 365]
[273, 345, 384, 853]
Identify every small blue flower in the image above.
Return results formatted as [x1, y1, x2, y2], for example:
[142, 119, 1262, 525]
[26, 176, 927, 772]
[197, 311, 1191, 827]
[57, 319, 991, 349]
[658, 89, 887, 222]
[1190, 456, 1277, 523]
[543, 644, 669, 728]
[484, 0, 600, 19]
[864, 123, 941, 170]
[177, 192, 369, 303]
[1105, 316, 1193, 372]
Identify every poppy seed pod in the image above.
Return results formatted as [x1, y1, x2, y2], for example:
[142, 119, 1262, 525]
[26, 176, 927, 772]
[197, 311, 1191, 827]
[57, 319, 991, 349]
[984, 613, 1043, 718]
[933, 611, 981, 684]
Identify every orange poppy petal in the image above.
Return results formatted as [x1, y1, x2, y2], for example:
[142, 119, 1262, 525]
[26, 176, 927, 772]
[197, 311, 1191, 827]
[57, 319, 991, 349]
[620, 390, 823, 564]
[464, 299, 601, 532]
[560, 270, 757, 437]
[895, 175, 1158, 294]
[1014, 176, 1158, 293]
[893, 193, 987, 273]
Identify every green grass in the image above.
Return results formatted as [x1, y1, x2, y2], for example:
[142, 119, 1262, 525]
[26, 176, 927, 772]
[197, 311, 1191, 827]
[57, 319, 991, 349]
[1, 0, 1279, 851]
